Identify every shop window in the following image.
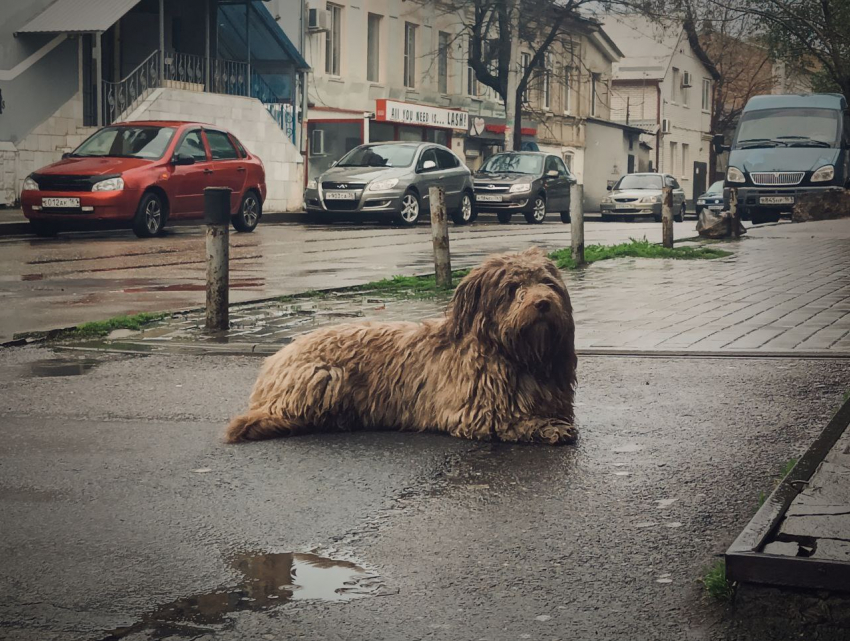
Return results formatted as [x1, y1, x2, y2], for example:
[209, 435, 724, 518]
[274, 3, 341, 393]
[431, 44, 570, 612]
[370, 122, 395, 143]
[307, 122, 362, 181]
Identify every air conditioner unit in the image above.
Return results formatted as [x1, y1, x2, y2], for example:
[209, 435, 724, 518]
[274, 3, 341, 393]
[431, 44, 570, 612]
[307, 7, 330, 32]
[682, 71, 693, 88]
[661, 118, 671, 134]
[310, 129, 325, 156]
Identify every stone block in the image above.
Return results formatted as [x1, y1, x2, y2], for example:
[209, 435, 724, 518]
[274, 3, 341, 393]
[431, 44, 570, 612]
[793, 188, 850, 222]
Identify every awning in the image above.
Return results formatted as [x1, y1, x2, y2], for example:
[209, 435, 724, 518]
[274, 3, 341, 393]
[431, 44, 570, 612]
[15, 0, 142, 34]
[218, 2, 310, 70]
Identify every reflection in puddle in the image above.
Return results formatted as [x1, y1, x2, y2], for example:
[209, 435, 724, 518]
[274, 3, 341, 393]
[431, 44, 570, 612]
[99, 552, 380, 640]
[27, 357, 100, 377]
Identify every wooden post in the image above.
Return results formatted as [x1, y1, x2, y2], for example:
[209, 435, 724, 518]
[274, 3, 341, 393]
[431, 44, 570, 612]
[429, 186, 452, 289]
[570, 182, 584, 266]
[730, 187, 740, 239]
[204, 187, 231, 331]
[661, 185, 674, 249]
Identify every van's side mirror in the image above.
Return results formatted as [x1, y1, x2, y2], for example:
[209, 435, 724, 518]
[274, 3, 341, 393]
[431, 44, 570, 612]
[546, 169, 559, 178]
[172, 153, 196, 166]
[712, 134, 730, 155]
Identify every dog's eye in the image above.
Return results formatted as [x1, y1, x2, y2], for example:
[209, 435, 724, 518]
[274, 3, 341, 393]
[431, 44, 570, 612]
[541, 278, 560, 290]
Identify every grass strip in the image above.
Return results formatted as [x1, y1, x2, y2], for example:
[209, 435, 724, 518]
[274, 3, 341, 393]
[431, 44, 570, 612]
[12, 311, 170, 342]
[702, 560, 735, 601]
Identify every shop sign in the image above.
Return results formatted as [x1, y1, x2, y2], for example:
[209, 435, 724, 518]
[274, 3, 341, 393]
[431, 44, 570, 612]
[375, 99, 468, 131]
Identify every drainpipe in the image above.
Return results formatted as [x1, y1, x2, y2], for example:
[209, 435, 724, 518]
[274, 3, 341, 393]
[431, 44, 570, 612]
[301, 70, 309, 155]
[205, 0, 210, 88]
[246, 0, 252, 97]
[95, 32, 103, 125]
[158, 0, 164, 81]
[655, 82, 661, 172]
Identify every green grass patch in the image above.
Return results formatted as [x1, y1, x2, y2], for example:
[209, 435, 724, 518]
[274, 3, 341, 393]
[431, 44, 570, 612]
[12, 311, 169, 343]
[549, 237, 732, 270]
[702, 560, 735, 601]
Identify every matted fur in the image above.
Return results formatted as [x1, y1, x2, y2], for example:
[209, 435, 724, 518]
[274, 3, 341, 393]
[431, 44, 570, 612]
[225, 247, 577, 445]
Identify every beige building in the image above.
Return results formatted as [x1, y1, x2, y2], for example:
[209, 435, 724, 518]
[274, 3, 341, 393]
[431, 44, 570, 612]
[604, 15, 715, 206]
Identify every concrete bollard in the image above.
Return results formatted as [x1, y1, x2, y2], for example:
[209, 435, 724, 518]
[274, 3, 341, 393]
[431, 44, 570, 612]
[570, 183, 584, 266]
[730, 187, 740, 239]
[429, 185, 452, 289]
[661, 186, 674, 249]
[204, 187, 231, 331]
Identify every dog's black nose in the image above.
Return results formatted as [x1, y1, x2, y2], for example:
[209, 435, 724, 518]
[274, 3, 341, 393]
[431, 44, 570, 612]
[535, 299, 551, 313]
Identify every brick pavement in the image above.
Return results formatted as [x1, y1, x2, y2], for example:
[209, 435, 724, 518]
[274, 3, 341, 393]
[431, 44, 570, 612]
[85, 220, 850, 355]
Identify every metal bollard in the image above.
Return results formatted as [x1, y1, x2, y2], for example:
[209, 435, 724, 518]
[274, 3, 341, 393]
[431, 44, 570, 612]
[729, 187, 740, 239]
[570, 183, 584, 266]
[429, 185, 452, 289]
[661, 186, 674, 249]
[204, 187, 231, 331]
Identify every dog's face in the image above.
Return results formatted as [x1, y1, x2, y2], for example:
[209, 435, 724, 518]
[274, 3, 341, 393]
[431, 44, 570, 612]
[449, 248, 575, 371]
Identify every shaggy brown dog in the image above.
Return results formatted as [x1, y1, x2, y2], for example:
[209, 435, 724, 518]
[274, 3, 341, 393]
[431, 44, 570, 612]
[225, 247, 577, 444]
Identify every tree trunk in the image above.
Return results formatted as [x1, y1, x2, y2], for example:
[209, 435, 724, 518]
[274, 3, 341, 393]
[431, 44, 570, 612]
[513, 87, 523, 151]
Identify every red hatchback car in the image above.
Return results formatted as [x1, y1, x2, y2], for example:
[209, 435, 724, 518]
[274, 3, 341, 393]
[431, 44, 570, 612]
[21, 121, 266, 238]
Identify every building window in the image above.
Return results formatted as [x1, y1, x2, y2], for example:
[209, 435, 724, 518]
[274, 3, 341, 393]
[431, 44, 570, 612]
[671, 67, 679, 103]
[366, 14, 381, 83]
[563, 151, 573, 170]
[466, 36, 478, 97]
[325, 3, 342, 76]
[682, 79, 689, 107]
[542, 54, 552, 110]
[591, 73, 599, 117]
[404, 22, 417, 89]
[563, 66, 572, 113]
[682, 143, 689, 176]
[520, 52, 531, 102]
[438, 31, 449, 94]
[670, 141, 679, 175]
[702, 78, 711, 112]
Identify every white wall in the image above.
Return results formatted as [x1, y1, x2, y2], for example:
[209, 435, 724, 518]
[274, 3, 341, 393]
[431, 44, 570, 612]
[125, 88, 304, 212]
[584, 121, 631, 211]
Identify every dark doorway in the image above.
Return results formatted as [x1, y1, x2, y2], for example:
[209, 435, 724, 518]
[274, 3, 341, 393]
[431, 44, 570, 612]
[692, 161, 707, 206]
[627, 154, 635, 174]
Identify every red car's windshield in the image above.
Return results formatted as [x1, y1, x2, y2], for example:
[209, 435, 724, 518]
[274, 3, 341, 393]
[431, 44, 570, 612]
[72, 126, 176, 159]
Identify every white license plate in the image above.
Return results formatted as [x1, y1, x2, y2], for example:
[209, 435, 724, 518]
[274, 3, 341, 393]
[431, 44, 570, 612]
[42, 197, 80, 208]
[615, 203, 635, 210]
[325, 191, 355, 200]
[476, 194, 503, 202]
[759, 196, 794, 205]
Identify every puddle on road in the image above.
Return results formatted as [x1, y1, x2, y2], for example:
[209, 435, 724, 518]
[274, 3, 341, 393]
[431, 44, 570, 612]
[26, 357, 100, 377]
[99, 551, 381, 640]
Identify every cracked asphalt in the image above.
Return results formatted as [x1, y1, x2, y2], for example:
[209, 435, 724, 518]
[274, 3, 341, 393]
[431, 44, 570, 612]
[1, 345, 847, 640]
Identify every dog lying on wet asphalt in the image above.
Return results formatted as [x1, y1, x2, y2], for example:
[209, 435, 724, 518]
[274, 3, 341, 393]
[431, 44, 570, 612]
[225, 247, 577, 445]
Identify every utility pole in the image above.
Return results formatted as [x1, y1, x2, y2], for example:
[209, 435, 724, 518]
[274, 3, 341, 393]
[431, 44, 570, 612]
[503, 1, 519, 152]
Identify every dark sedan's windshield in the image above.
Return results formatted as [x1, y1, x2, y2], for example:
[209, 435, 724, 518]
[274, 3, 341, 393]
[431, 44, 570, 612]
[72, 126, 176, 159]
[479, 154, 543, 175]
[337, 144, 417, 167]
[614, 174, 663, 190]
[705, 180, 724, 195]
[733, 108, 840, 149]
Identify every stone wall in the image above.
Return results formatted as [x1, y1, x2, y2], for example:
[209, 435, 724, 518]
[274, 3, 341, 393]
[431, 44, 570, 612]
[0, 92, 97, 206]
[124, 88, 304, 212]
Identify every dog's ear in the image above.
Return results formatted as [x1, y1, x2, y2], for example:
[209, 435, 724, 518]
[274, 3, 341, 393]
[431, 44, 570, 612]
[448, 268, 485, 339]
[522, 246, 546, 259]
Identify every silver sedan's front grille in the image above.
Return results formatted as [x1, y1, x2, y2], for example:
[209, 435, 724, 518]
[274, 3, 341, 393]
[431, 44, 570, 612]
[750, 172, 805, 186]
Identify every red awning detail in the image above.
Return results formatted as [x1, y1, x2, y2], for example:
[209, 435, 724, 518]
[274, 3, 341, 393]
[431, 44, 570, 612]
[484, 124, 536, 136]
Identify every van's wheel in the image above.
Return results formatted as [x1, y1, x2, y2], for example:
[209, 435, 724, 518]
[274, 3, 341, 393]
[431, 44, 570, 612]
[675, 203, 686, 223]
[451, 191, 475, 225]
[30, 221, 58, 237]
[396, 190, 421, 226]
[560, 211, 571, 224]
[524, 194, 547, 224]
[497, 211, 512, 224]
[232, 191, 261, 232]
[132, 192, 166, 238]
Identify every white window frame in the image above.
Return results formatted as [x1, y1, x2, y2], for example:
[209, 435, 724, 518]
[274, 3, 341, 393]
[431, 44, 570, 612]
[437, 31, 449, 95]
[325, 3, 342, 77]
[563, 65, 572, 114]
[701, 78, 711, 112]
[366, 13, 382, 83]
[403, 22, 417, 89]
[670, 67, 679, 104]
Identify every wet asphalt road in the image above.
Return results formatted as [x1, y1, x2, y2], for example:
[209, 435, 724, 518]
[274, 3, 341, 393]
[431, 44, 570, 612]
[0, 216, 701, 343]
[1, 346, 847, 640]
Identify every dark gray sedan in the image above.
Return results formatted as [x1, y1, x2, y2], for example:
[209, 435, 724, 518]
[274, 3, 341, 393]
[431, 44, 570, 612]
[473, 152, 575, 224]
[304, 142, 475, 226]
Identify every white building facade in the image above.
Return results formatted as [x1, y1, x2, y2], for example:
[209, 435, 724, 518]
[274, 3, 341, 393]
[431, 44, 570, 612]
[604, 15, 715, 206]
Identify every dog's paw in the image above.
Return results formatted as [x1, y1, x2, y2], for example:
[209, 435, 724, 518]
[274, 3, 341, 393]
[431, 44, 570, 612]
[536, 420, 577, 445]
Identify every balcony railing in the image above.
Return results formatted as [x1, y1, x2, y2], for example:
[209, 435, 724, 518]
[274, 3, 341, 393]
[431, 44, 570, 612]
[103, 50, 160, 125]
[163, 51, 206, 88]
[211, 58, 250, 97]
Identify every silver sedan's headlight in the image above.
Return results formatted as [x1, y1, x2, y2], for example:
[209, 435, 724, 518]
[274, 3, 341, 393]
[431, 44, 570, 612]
[811, 165, 834, 182]
[509, 183, 532, 193]
[601, 196, 613, 204]
[639, 195, 660, 204]
[92, 177, 124, 192]
[306, 179, 318, 190]
[367, 178, 399, 192]
[22, 176, 39, 191]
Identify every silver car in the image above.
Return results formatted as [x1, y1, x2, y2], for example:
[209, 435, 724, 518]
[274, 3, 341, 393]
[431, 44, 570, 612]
[599, 173, 687, 222]
[304, 142, 475, 226]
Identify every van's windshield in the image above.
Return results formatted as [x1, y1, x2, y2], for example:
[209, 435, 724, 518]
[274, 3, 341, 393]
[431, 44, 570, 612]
[733, 108, 840, 149]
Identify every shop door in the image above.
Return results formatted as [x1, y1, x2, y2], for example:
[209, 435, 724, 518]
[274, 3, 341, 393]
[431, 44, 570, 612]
[692, 162, 707, 204]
